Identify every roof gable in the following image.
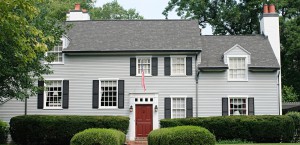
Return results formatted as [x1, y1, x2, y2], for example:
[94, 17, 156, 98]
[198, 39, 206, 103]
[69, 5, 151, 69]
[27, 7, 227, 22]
[224, 44, 251, 64]
[224, 44, 251, 56]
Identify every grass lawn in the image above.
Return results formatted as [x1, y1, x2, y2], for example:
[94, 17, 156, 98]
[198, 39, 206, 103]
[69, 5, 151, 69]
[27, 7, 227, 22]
[216, 143, 300, 145]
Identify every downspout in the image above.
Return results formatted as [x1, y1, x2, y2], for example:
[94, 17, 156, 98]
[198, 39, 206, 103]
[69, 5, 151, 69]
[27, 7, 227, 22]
[195, 52, 200, 117]
[277, 70, 282, 115]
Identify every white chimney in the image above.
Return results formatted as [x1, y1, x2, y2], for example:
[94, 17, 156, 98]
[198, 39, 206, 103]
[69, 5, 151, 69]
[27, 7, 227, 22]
[260, 4, 280, 64]
[66, 3, 90, 21]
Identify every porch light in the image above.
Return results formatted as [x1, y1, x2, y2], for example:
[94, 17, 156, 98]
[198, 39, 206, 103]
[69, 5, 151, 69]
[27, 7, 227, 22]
[154, 105, 158, 112]
[129, 105, 133, 112]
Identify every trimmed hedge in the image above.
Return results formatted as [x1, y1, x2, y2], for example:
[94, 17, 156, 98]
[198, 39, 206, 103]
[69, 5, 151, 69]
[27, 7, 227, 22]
[0, 120, 8, 144]
[10, 115, 129, 145]
[160, 115, 294, 143]
[70, 128, 125, 145]
[148, 126, 216, 145]
[286, 112, 300, 142]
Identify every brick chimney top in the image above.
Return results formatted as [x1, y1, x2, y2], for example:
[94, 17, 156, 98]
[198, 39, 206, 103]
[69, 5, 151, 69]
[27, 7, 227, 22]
[263, 4, 269, 14]
[263, 4, 276, 14]
[75, 3, 81, 10]
[269, 4, 276, 13]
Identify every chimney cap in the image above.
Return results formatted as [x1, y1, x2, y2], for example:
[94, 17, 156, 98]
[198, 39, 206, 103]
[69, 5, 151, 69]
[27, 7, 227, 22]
[269, 4, 276, 13]
[263, 4, 269, 14]
[75, 3, 81, 10]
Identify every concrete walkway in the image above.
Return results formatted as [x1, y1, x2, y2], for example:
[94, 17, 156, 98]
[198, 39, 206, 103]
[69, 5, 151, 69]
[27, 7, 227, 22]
[126, 140, 148, 145]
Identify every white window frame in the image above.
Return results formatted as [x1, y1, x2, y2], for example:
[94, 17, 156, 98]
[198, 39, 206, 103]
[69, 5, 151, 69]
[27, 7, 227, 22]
[227, 55, 248, 81]
[136, 56, 152, 76]
[43, 79, 64, 109]
[98, 78, 119, 109]
[170, 95, 187, 118]
[228, 96, 248, 116]
[46, 38, 64, 64]
[171, 56, 186, 76]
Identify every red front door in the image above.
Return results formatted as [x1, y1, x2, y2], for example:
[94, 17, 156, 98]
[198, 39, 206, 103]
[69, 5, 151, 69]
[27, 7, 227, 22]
[136, 104, 153, 138]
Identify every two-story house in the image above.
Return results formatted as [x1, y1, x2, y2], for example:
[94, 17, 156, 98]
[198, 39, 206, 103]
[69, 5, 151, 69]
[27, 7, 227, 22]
[0, 4, 281, 141]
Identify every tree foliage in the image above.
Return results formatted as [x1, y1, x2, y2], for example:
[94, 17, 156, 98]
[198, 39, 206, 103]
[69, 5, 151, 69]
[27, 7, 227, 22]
[0, 0, 68, 100]
[163, 0, 262, 35]
[89, 0, 143, 20]
[282, 85, 298, 102]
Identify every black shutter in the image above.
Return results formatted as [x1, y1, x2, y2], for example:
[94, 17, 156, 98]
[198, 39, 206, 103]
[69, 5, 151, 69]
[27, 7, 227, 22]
[62, 80, 69, 109]
[164, 57, 170, 76]
[164, 98, 171, 119]
[186, 57, 192, 76]
[186, 98, 193, 118]
[222, 98, 228, 116]
[118, 80, 124, 109]
[248, 98, 255, 115]
[92, 80, 99, 109]
[152, 57, 158, 76]
[37, 81, 44, 109]
[130, 58, 136, 76]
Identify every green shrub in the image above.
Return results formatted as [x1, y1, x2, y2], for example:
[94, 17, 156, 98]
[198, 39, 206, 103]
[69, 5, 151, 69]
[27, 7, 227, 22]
[70, 128, 125, 145]
[286, 112, 300, 142]
[0, 120, 8, 144]
[10, 115, 129, 145]
[148, 126, 216, 145]
[160, 115, 294, 143]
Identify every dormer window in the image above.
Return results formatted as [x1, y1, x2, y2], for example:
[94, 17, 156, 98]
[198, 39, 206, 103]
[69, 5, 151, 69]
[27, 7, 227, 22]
[228, 57, 247, 81]
[47, 41, 63, 64]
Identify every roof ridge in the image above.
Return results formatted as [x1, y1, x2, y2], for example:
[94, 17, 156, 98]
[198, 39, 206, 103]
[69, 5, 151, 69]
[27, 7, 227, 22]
[66, 19, 193, 22]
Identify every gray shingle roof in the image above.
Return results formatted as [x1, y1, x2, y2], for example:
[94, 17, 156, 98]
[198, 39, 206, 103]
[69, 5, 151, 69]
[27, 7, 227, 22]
[198, 35, 280, 69]
[63, 20, 202, 52]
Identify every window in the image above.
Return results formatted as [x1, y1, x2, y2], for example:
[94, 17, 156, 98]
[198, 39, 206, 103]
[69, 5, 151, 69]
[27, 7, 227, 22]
[171, 57, 186, 76]
[228, 57, 247, 80]
[47, 41, 63, 63]
[229, 98, 247, 115]
[137, 57, 151, 76]
[172, 97, 186, 118]
[100, 80, 118, 108]
[45, 80, 63, 109]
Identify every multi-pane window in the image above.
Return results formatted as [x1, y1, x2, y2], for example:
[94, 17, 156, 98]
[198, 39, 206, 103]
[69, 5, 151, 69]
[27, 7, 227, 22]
[171, 57, 185, 75]
[228, 57, 247, 80]
[47, 41, 63, 63]
[137, 58, 151, 75]
[45, 80, 62, 108]
[100, 80, 118, 108]
[229, 98, 247, 115]
[172, 98, 186, 118]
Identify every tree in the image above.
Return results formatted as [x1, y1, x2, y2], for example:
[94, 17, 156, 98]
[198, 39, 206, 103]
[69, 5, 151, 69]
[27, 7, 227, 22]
[89, 0, 143, 20]
[282, 85, 298, 102]
[163, 0, 262, 35]
[0, 0, 67, 100]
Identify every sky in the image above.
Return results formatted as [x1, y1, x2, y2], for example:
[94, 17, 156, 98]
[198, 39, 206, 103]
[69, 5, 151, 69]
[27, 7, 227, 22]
[95, 0, 213, 35]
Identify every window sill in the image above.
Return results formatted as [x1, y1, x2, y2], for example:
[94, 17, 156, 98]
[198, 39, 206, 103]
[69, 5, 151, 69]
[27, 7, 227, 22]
[98, 107, 119, 110]
[227, 79, 248, 82]
[136, 75, 152, 77]
[170, 75, 187, 77]
[43, 108, 63, 110]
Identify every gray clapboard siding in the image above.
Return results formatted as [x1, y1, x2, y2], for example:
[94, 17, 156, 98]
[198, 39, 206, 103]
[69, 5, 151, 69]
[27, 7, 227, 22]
[0, 55, 196, 122]
[198, 70, 279, 117]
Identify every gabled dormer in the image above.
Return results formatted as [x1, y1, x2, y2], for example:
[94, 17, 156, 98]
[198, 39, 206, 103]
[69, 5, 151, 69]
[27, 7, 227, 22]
[224, 44, 251, 81]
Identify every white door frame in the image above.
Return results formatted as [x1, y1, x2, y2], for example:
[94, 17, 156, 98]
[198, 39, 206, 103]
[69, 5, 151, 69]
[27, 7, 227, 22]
[128, 92, 159, 141]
